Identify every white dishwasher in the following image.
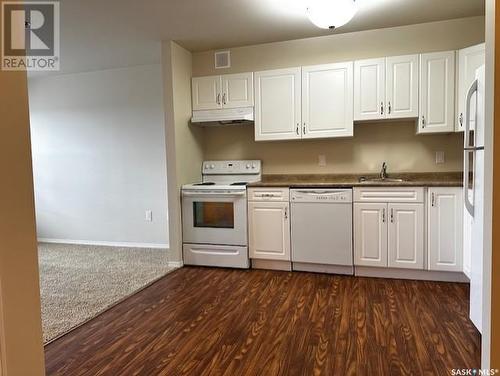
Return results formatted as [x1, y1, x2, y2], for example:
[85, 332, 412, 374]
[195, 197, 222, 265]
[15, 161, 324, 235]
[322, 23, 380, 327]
[290, 189, 353, 275]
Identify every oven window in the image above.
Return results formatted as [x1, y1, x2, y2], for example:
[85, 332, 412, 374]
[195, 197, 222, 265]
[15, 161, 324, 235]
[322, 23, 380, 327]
[193, 202, 234, 228]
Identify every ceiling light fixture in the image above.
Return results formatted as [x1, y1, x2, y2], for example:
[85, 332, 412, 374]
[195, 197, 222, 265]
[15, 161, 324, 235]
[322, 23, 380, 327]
[307, 0, 358, 30]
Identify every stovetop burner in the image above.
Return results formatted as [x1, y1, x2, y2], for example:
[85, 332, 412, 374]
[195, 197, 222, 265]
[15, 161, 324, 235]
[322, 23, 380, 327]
[230, 182, 248, 186]
[194, 182, 216, 186]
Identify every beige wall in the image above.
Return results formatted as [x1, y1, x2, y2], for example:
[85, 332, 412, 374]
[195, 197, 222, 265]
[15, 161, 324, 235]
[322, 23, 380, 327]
[0, 70, 45, 373]
[203, 122, 463, 174]
[193, 16, 484, 175]
[163, 41, 204, 262]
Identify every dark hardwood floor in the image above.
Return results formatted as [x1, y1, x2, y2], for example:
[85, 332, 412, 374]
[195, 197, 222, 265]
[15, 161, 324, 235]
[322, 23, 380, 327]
[45, 267, 480, 376]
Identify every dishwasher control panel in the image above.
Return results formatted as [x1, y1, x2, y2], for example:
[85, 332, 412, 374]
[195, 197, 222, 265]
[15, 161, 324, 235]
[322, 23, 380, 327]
[290, 189, 352, 203]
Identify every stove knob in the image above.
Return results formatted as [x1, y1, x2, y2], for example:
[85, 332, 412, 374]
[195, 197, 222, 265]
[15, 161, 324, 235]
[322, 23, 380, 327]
[210, 164, 215, 169]
[252, 163, 256, 169]
[246, 164, 251, 169]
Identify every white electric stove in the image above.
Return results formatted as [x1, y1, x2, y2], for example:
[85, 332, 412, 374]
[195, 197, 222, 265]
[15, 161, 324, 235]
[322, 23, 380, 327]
[181, 160, 261, 268]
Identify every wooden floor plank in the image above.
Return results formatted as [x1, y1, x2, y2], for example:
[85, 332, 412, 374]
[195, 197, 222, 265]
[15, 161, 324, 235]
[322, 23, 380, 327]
[45, 267, 481, 376]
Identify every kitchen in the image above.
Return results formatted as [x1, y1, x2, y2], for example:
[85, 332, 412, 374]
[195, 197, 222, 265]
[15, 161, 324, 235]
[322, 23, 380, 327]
[177, 12, 488, 372]
[18, 0, 496, 374]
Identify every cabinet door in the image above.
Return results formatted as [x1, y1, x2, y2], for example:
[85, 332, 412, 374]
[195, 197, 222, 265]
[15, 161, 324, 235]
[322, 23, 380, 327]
[254, 68, 301, 141]
[428, 188, 463, 271]
[248, 201, 290, 261]
[456, 43, 485, 132]
[354, 203, 388, 267]
[388, 203, 424, 269]
[386, 54, 419, 119]
[302, 62, 354, 138]
[192, 75, 222, 110]
[221, 72, 254, 109]
[354, 58, 385, 121]
[418, 51, 455, 133]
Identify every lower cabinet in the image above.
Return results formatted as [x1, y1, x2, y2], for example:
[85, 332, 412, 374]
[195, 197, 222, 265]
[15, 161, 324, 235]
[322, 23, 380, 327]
[427, 187, 463, 272]
[387, 203, 424, 269]
[353, 203, 387, 267]
[248, 188, 291, 262]
[353, 187, 425, 270]
[354, 202, 424, 269]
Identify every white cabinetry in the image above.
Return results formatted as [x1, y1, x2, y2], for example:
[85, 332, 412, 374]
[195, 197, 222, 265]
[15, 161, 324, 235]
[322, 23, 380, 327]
[354, 58, 385, 121]
[456, 43, 485, 132]
[353, 203, 387, 267]
[354, 54, 418, 121]
[387, 203, 424, 269]
[418, 51, 456, 133]
[255, 64, 353, 141]
[192, 75, 221, 110]
[254, 68, 301, 141]
[386, 54, 419, 119]
[248, 188, 291, 263]
[354, 188, 424, 270]
[302, 62, 354, 138]
[428, 187, 463, 272]
[192, 72, 253, 111]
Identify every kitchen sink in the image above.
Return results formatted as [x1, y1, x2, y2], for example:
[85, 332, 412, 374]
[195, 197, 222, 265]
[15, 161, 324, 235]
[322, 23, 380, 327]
[358, 177, 406, 183]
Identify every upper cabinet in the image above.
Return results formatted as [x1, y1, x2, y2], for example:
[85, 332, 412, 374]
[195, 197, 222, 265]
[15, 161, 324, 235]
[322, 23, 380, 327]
[354, 58, 385, 121]
[386, 55, 419, 119]
[255, 64, 354, 141]
[302, 62, 354, 138]
[456, 43, 485, 132]
[192, 75, 222, 110]
[192, 72, 253, 111]
[254, 67, 302, 141]
[418, 51, 456, 134]
[354, 54, 418, 121]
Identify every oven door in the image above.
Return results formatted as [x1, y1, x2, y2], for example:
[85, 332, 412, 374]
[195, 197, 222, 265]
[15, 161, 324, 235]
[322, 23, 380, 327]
[182, 190, 247, 246]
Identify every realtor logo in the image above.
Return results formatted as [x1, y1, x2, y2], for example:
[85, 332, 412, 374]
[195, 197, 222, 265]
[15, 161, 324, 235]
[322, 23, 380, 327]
[1, 1, 60, 71]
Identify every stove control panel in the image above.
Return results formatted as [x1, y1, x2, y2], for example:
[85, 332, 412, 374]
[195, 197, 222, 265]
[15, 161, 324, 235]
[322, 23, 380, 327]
[203, 160, 261, 175]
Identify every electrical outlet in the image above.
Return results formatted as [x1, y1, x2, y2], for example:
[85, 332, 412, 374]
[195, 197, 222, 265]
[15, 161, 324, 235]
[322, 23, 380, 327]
[318, 154, 327, 167]
[435, 151, 445, 164]
[145, 210, 152, 222]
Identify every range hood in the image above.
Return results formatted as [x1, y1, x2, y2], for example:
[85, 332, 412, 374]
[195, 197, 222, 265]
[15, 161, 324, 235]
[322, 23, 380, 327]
[191, 107, 254, 126]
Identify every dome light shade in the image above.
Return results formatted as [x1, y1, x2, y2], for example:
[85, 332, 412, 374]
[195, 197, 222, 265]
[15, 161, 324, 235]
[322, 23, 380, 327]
[307, 0, 358, 30]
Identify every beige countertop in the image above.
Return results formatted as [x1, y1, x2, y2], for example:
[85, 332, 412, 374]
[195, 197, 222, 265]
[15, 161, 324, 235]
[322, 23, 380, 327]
[247, 172, 463, 188]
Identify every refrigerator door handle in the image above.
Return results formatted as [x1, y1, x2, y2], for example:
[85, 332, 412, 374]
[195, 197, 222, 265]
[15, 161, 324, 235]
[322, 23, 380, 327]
[464, 79, 478, 148]
[464, 150, 475, 216]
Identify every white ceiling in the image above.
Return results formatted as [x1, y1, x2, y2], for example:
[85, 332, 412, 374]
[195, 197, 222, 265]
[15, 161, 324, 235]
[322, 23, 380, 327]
[54, 0, 484, 74]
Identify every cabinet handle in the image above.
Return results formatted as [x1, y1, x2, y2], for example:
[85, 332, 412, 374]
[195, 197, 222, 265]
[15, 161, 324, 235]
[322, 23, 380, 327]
[459, 113, 463, 126]
[216, 93, 221, 105]
[421, 115, 426, 127]
[284, 207, 288, 220]
[296, 123, 299, 135]
[388, 101, 391, 114]
[382, 208, 386, 223]
[390, 208, 394, 223]
[381, 102, 384, 115]
[303, 123, 306, 135]
[431, 192, 435, 207]
[222, 93, 227, 105]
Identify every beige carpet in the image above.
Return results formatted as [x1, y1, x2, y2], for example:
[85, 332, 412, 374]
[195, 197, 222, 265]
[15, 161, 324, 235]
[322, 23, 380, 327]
[38, 242, 174, 343]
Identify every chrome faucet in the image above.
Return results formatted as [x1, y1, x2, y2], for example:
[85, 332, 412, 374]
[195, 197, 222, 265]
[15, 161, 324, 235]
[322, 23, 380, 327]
[380, 162, 388, 180]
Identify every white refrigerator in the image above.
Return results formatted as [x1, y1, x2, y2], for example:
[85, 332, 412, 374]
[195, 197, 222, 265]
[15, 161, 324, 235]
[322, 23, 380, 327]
[463, 64, 485, 333]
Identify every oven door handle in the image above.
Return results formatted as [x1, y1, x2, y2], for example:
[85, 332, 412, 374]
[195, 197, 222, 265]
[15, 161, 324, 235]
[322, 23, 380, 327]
[182, 191, 246, 197]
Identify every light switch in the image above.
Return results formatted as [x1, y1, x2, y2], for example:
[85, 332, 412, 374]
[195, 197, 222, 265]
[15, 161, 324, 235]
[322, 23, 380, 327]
[145, 210, 153, 222]
[435, 151, 445, 164]
[318, 155, 327, 167]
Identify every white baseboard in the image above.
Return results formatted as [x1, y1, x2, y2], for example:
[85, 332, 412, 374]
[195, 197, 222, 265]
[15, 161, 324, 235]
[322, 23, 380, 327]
[168, 261, 183, 268]
[38, 238, 169, 249]
[355, 266, 469, 283]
